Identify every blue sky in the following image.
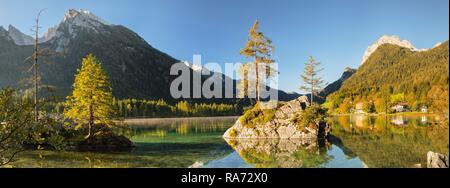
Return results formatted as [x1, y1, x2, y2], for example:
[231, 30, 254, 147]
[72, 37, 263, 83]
[0, 0, 448, 93]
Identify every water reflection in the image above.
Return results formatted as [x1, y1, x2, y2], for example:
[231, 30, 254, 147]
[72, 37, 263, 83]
[389, 115, 433, 126]
[391, 116, 407, 126]
[329, 114, 449, 167]
[6, 117, 237, 168]
[129, 117, 236, 140]
[221, 114, 448, 168]
[4, 115, 448, 168]
[223, 138, 333, 168]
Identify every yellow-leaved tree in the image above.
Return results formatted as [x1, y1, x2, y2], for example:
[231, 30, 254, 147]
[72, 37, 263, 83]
[64, 54, 114, 138]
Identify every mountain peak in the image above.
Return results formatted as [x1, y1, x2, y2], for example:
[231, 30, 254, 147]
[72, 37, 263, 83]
[343, 67, 356, 73]
[7, 24, 34, 45]
[43, 9, 112, 51]
[40, 25, 57, 43]
[361, 35, 421, 65]
[63, 9, 109, 27]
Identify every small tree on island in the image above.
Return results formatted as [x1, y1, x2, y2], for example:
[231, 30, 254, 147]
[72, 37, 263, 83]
[240, 20, 275, 102]
[64, 54, 114, 139]
[300, 56, 325, 105]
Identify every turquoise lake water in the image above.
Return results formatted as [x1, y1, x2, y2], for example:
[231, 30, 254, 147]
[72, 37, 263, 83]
[5, 115, 448, 168]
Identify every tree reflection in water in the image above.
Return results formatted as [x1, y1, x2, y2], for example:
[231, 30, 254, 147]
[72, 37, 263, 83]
[225, 114, 449, 168]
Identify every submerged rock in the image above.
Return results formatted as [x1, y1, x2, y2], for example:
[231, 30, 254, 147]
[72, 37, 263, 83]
[427, 151, 449, 168]
[223, 96, 330, 140]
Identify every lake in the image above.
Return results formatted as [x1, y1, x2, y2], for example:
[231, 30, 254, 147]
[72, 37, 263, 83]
[4, 114, 449, 168]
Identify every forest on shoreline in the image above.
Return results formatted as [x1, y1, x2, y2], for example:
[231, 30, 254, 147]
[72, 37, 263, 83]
[52, 99, 241, 118]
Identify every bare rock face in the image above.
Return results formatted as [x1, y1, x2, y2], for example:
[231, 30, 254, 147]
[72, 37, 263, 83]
[275, 96, 309, 119]
[427, 151, 449, 168]
[7, 25, 35, 46]
[361, 35, 423, 65]
[223, 96, 329, 140]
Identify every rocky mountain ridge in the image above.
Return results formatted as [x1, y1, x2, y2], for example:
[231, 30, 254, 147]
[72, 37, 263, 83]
[360, 35, 443, 65]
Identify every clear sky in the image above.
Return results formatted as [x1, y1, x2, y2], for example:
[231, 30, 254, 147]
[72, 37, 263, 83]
[0, 0, 448, 93]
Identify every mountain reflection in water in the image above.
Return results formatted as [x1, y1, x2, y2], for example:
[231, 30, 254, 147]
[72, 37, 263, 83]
[4, 115, 448, 168]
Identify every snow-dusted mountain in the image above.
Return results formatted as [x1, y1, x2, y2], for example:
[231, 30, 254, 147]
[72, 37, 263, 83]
[0, 9, 181, 99]
[0, 9, 299, 102]
[63, 9, 110, 27]
[1, 9, 111, 48]
[43, 9, 115, 52]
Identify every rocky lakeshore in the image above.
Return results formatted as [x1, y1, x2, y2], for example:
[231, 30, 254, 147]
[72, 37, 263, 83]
[223, 96, 330, 140]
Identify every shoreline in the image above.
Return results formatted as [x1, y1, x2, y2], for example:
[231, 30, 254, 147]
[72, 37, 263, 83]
[330, 112, 438, 117]
[124, 116, 240, 125]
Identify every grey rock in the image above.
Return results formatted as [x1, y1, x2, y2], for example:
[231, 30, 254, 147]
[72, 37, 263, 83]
[7, 25, 34, 45]
[223, 96, 329, 140]
[427, 151, 449, 168]
[275, 96, 309, 119]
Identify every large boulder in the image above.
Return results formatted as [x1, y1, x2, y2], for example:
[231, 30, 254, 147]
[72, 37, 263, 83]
[65, 132, 135, 152]
[427, 151, 449, 168]
[223, 96, 329, 140]
[275, 96, 309, 119]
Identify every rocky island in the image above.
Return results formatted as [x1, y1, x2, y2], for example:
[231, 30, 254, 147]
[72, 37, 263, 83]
[223, 96, 330, 141]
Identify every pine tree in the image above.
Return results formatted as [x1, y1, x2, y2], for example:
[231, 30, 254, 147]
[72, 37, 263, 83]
[240, 21, 275, 101]
[300, 56, 325, 105]
[64, 54, 114, 138]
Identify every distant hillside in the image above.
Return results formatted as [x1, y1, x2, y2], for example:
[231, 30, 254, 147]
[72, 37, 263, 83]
[319, 67, 356, 98]
[297, 67, 356, 104]
[326, 41, 449, 113]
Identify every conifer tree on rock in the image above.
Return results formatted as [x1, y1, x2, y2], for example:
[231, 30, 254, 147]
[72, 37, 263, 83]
[64, 54, 114, 139]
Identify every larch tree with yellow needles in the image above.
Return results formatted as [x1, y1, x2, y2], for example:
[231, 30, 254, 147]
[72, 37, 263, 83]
[64, 54, 114, 139]
[240, 20, 275, 102]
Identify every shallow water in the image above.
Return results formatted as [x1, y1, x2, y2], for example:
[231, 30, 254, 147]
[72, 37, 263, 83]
[5, 114, 448, 168]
